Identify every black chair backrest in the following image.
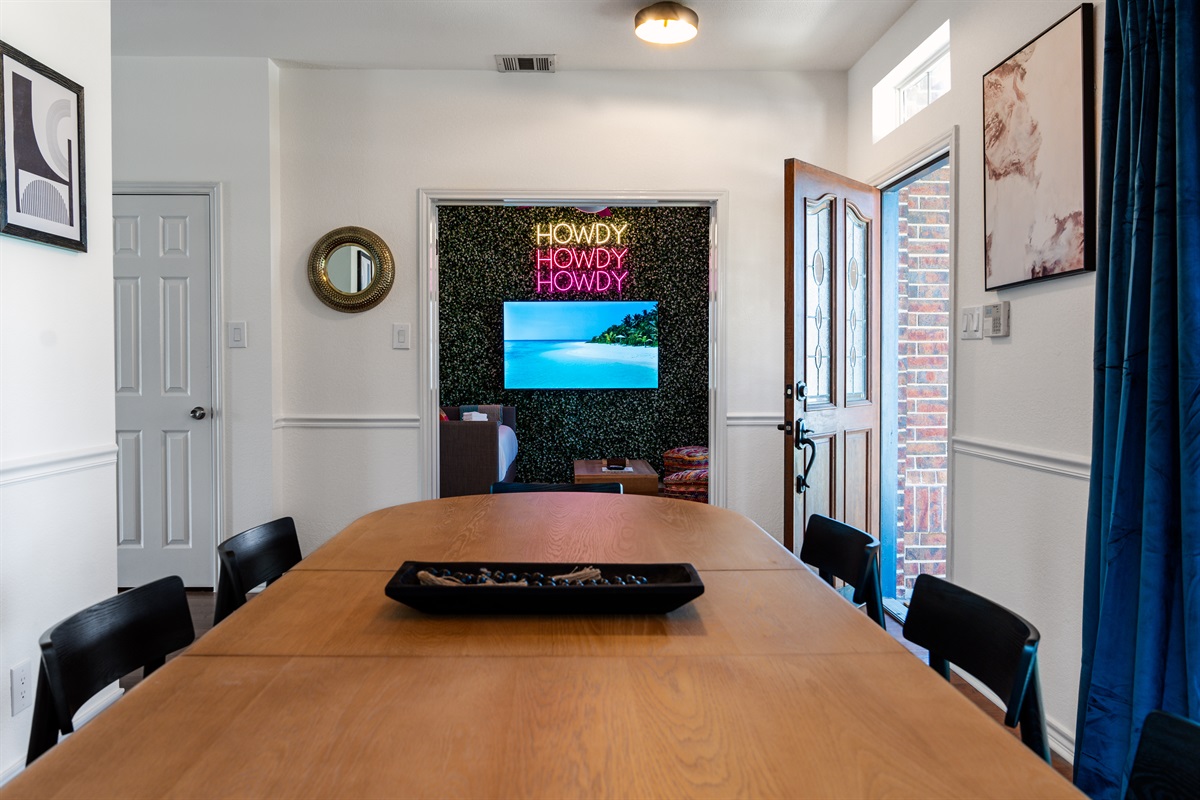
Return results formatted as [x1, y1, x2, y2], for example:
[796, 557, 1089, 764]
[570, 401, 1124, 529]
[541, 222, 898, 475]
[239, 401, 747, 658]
[1126, 710, 1200, 800]
[26, 575, 194, 765]
[903, 573, 1049, 762]
[799, 514, 885, 628]
[214, 516, 302, 625]
[490, 482, 624, 494]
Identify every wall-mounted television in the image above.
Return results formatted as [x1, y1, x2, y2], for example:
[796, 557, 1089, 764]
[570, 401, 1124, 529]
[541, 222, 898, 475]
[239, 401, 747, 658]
[503, 300, 659, 389]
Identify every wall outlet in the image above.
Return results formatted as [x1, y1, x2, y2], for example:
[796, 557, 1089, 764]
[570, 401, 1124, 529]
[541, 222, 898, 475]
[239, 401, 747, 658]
[10, 660, 32, 715]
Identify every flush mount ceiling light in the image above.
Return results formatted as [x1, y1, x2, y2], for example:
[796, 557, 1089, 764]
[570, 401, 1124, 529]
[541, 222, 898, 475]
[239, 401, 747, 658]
[634, 2, 699, 45]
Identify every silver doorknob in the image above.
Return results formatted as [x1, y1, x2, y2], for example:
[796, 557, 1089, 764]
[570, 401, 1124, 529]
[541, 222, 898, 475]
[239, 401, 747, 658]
[189, 406, 207, 420]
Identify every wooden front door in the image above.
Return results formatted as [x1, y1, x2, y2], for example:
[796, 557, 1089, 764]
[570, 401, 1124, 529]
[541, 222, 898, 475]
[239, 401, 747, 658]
[783, 160, 881, 553]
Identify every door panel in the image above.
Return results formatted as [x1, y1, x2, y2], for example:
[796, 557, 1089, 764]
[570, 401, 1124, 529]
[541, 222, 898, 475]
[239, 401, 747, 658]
[784, 160, 881, 553]
[843, 428, 871, 532]
[114, 193, 214, 587]
[115, 430, 143, 546]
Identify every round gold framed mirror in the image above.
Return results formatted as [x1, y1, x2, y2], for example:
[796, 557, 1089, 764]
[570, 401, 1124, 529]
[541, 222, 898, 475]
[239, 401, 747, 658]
[307, 226, 395, 313]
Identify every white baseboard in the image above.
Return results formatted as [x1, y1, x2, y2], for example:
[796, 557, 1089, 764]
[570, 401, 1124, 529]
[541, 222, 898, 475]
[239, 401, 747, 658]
[952, 667, 1074, 765]
[74, 684, 124, 728]
[0, 684, 124, 788]
[0, 757, 21, 788]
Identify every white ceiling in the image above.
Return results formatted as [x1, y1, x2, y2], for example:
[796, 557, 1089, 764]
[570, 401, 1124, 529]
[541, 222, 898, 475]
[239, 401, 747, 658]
[111, 0, 915, 72]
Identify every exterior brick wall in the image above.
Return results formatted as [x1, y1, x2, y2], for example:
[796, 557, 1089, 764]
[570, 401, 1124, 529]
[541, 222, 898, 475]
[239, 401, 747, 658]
[894, 167, 951, 598]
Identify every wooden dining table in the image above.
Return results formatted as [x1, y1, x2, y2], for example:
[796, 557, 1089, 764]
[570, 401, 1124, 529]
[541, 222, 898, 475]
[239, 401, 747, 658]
[3, 494, 1081, 798]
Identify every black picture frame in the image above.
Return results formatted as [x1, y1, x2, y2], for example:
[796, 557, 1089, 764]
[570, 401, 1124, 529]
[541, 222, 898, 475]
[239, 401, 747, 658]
[0, 40, 87, 252]
[982, 4, 1093, 290]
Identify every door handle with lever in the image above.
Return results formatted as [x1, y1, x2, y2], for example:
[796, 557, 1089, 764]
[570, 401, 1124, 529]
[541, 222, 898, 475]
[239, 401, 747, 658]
[189, 406, 207, 420]
[794, 419, 816, 493]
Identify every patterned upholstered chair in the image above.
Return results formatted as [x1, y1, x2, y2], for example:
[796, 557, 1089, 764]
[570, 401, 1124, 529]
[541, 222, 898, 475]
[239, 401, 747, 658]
[662, 446, 709, 503]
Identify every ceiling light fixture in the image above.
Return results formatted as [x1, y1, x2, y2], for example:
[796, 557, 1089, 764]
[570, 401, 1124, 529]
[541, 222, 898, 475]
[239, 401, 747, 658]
[634, 2, 699, 45]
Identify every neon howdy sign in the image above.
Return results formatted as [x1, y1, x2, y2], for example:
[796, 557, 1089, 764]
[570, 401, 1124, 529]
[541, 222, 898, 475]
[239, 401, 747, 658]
[534, 222, 629, 294]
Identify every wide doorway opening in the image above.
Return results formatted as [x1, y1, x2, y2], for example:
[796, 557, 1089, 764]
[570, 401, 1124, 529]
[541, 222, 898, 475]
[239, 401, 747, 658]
[418, 191, 728, 507]
[881, 154, 952, 604]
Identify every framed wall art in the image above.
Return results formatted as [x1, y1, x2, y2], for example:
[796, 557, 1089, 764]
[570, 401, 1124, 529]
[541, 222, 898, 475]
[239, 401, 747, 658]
[983, 4, 1093, 290]
[0, 41, 87, 252]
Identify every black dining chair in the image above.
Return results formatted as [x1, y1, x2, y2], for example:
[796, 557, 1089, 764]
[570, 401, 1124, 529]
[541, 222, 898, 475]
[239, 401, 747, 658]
[213, 516, 303, 626]
[490, 482, 624, 494]
[26, 575, 194, 766]
[799, 514, 885, 628]
[902, 573, 1050, 763]
[1126, 710, 1200, 800]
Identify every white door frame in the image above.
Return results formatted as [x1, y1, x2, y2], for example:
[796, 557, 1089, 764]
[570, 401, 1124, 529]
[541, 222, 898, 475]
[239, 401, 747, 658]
[113, 181, 225, 586]
[418, 189, 730, 507]
[867, 127, 959, 585]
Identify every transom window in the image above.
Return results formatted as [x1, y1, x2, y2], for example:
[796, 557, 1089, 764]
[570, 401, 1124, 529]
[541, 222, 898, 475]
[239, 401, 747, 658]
[872, 20, 951, 142]
[898, 50, 951, 124]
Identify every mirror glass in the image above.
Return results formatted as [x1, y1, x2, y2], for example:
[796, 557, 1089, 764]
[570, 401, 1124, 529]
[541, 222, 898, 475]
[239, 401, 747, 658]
[307, 226, 394, 313]
[324, 245, 375, 294]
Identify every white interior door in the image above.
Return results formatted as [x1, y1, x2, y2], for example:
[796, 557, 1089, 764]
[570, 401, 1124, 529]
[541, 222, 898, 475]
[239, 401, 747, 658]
[114, 193, 215, 587]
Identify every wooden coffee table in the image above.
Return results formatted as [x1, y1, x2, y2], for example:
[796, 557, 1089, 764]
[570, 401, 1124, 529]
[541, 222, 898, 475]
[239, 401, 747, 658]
[573, 458, 659, 496]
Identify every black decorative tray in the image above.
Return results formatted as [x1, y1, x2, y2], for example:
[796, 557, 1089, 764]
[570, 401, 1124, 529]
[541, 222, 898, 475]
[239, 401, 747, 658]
[384, 561, 704, 615]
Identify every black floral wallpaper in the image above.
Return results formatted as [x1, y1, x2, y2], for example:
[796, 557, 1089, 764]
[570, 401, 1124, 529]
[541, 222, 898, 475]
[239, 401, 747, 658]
[438, 205, 710, 483]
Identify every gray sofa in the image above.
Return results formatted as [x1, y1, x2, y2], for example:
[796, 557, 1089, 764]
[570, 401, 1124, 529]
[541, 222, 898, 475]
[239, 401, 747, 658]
[439, 405, 517, 497]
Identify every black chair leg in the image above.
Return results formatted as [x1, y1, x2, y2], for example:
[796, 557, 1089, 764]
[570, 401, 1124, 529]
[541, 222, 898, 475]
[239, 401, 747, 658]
[1018, 660, 1052, 764]
[26, 663, 60, 766]
[213, 565, 239, 626]
[928, 653, 951, 682]
[864, 562, 886, 629]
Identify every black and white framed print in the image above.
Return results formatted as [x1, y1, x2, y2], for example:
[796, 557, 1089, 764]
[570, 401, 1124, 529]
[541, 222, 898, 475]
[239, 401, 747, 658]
[982, 4, 1093, 290]
[0, 41, 87, 252]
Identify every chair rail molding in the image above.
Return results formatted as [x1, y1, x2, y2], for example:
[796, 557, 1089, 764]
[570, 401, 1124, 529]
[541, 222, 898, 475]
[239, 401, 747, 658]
[951, 435, 1090, 481]
[274, 415, 421, 430]
[0, 444, 118, 487]
[726, 411, 782, 427]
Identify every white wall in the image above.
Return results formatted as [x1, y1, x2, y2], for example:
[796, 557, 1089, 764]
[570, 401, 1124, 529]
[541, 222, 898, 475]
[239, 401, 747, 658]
[847, 0, 1103, 757]
[278, 68, 848, 551]
[0, 0, 114, 777]
[111, 57, 279, 540]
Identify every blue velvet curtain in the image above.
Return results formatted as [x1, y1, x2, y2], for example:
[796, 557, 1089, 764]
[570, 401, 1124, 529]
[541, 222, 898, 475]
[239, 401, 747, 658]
[1075, 0, 1199, 797]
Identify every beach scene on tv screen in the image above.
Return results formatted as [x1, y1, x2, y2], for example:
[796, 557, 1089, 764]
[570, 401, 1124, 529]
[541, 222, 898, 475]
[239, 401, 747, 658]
[504, 301, 659, 389]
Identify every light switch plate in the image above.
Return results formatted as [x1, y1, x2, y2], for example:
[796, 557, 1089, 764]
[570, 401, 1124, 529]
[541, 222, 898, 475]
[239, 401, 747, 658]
[227, 321, 247, 348]
[392, 323, 411, 350]
[960, 307, 983, 340]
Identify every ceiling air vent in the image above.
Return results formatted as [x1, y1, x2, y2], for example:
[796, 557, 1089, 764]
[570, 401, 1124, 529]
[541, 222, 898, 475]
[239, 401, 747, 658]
[495, 54, 556, 73]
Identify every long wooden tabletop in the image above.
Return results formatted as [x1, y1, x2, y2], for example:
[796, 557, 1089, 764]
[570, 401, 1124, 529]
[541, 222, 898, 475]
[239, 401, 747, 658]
[3, 494, 1081, 799]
